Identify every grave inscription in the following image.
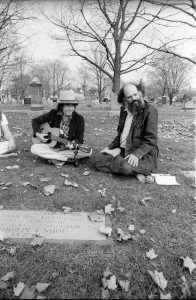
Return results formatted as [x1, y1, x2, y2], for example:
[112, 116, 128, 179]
[0, 210, 106, 241]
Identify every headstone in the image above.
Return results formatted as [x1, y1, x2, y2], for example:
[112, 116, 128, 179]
[185, 100, 195, 110]
[109, 92, 120, 116]
[28, 77, 43, 117]
[181, 170, 196, 178]
[162, 95, 167, 104]
[0, 210, 106, 241]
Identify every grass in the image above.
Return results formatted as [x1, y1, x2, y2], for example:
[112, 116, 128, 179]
[0, 108, 195, 299]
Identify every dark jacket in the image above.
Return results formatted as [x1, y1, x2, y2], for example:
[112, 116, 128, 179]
[32, 109, 85, 144]
[108, 101, 159, 173]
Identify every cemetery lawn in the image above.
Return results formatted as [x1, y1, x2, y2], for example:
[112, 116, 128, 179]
[0, 108, 195, 299]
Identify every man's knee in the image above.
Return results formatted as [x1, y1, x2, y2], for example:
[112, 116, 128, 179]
[31, 144, 40, 155]
[94, 154, 113, 173]
[111, 155, 134, 175]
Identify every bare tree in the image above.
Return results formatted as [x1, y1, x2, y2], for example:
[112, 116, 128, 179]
[28, 59, 70, 98]
[77, 62, 94, 100]
[43, 0, 196, 94]
[146, 52, 192, 105]
[0, 0, 35, 88]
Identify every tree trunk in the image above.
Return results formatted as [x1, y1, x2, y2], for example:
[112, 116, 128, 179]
[112, 40, 121, 94]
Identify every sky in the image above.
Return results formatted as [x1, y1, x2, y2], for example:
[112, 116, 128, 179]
[20, 0, 196, 88]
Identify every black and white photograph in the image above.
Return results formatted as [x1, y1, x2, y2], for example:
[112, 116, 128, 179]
[0, 0, 195, 299]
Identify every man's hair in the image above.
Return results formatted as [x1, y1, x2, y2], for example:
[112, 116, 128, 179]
[117, 81, 145, 104]
[56, 103, 77, 113]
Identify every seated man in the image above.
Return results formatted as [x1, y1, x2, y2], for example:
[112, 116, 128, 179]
[94, 82, 159, 183]
[0, 108, 16, 156]
[31, 91, 92, 165]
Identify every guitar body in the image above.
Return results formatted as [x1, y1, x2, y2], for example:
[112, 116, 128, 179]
[32, 122, 65, 148]
[32, 122, 92, 155]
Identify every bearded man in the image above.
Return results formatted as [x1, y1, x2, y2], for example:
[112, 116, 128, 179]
[94, 82, 159, 183]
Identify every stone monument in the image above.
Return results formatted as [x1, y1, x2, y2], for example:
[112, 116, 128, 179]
[28, 77, 43, 117]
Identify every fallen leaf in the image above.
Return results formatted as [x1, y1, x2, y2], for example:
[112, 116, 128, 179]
[21, 182, 30, 186]
[30, 236, 45, 247]
[181, 256, 196, 274]
[99, 226, 112, 237]
[180, 276, 191, 299]
[139, 229, 146, 234]
[88, 212, 104, 222]
[83, 171, 90, 176]
[172, 209, 177, 214]
[101, 288, 110, 299]
[117, 201, 125, 212]
[71, 182, 78, 188]
[160, 291, 171, 299]
[50, 272, 59, 279]
[146, 249, 158, 260]
[62, 206, 72, 213]
[128, 224, 135, 231]
[98, 188, 106, 197]
[20, 286, 36, 299]
[40, 177, 51, 182]
[61, 173, 69, 178]
[6, 246, 17, 256]
[96, 209, 104, 215]
[105, 204, 115, 214]
[118, 280, 130, 292]
[117, 228, 132, 241]
[5, 182, 12, 186]
[35, 282, 50, 293]
[148, 270, 167, 290]
[0, 182, 5, 186]
[43, 185, 55, 196]
[148, 292, 157, 299]
[140, 197, 152, 205]
[64, 179, 78, 188]
[0, 271, 15, 281]
[14, 282, 25, 297]
[107, 275, 117, 290]
[83, 187, 90, 192]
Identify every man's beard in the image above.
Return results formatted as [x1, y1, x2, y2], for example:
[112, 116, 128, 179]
[127, 100, 142, 115]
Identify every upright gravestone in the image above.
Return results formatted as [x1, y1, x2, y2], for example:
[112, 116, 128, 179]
[162, 95, 167, 104]
[109, 92, 120, 117]
[28, 77, 43, 117]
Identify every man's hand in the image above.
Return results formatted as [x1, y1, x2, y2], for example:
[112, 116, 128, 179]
[125, 154, 138, 167]
[101, 147, 121, 158]
[101, 147, 109, 154]
[36, 132, 49, 143]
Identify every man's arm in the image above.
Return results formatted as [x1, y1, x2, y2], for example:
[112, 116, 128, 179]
[132, 106, 158, 159]
[73, 115, 84, 145]
[32, 110, 54, 137]
[1, 124, 16, 152]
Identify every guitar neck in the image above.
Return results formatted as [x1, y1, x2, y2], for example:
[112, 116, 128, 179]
[50, 134, 68, 145]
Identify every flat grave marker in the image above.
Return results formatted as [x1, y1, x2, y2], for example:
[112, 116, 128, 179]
[181, 170, 196, 178]
[0, 210, 106, 241]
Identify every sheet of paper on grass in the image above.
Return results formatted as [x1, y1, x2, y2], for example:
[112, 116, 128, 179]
[151, 174, 180, 185]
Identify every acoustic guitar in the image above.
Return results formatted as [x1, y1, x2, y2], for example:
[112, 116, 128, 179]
[32, 122, 92, 154]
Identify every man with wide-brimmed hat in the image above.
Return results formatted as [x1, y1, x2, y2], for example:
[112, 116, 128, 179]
[31, 90, 92, 165]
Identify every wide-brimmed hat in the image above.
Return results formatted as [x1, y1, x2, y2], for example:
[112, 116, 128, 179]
[57, 91, 79, 105]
